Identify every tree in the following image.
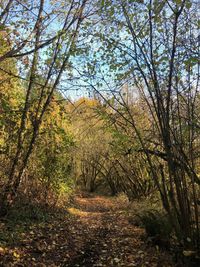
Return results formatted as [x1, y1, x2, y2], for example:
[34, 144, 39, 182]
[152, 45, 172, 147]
[0, 31, 24, 187]
[0, 0, 89, 214]
[26, 92, 74, 205]
[69, 98, 110, 192]
[81, 0, 199, 252]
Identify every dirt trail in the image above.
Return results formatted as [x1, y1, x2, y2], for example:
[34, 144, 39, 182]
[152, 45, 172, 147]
[65, 195, 174, 267]
[0, 195, 176, 267]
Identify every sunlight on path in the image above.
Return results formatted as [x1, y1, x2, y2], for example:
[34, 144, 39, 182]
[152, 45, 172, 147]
[65, 195, 174, 267]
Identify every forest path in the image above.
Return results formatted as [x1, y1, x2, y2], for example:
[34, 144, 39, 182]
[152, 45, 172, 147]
[0, 194, 175, 267]
[65, 194, 173, 267]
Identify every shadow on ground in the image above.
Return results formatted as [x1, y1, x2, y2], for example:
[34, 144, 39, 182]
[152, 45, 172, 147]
[0, 194, 180, 267]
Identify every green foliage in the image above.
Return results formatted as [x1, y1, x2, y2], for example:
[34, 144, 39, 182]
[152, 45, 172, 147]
[0, 35, 25, 181]
[7, 202, 51, 224]
[25, 94, 75, 204]
[137, 210, 173, 247]
[0, 199, 60, 247]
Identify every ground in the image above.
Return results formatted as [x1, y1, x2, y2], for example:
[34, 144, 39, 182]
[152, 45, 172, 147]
[0, 194, 178, 266]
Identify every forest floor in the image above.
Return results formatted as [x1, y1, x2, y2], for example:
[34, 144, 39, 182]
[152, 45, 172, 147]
[0, 194, 181, 266]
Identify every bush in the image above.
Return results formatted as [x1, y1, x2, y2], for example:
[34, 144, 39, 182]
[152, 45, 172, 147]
[137, 210, 173, 249]
[7, 201, 51, 224]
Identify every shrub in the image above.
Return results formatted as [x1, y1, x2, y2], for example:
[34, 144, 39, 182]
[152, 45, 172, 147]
[137, 210, 173, 249]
